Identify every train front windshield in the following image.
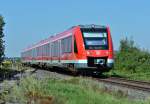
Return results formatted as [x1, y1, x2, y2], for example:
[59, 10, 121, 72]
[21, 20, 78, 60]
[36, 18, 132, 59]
[82, 29, 108, 50]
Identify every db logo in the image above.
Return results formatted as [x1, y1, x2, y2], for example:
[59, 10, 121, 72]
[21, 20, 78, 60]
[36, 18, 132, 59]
[96, 51, 100, 55]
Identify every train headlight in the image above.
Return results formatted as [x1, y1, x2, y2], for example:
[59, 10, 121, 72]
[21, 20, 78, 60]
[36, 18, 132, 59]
[87, 51, 90, 55]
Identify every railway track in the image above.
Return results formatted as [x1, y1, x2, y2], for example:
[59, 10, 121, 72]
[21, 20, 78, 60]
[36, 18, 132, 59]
[36, 67, 150, 93]
[94, 77, 150, 92]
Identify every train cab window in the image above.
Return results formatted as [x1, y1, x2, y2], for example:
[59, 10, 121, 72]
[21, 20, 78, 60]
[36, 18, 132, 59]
[74, 38, 78, 53]
[81, 28, 108, 50]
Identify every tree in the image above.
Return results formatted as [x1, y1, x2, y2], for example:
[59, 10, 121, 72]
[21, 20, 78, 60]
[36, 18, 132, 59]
[119, 37, 138, 52]
[0, 15, 5, 64]
[115, 37, 150, 72]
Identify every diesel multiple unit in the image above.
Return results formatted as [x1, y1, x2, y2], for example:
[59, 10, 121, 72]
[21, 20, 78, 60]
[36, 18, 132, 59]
[21, 25, 114, 73]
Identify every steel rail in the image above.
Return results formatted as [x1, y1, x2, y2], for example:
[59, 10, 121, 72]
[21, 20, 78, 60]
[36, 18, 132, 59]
[94, 77, 150, 92]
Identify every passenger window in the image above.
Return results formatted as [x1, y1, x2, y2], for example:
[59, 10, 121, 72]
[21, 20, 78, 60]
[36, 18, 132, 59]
[61, 36, 72, 53]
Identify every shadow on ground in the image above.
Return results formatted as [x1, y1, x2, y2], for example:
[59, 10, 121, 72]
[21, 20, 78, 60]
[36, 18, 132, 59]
[29, 65, 126, 79]
[0, 68, 24, 81]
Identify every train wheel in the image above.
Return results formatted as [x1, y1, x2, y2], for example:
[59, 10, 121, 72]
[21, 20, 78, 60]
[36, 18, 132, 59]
[68, 64, 78, 76]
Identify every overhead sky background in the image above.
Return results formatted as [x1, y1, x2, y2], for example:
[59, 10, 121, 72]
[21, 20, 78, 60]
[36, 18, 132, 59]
[0, 0, 150, 57]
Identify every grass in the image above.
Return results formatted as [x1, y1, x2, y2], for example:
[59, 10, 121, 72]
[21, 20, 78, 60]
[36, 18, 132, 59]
[105, 69, 150, 81]
[3, 76, 150, 104]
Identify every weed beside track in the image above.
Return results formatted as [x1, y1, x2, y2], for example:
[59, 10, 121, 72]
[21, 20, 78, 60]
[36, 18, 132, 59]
[3, 74, 150, 104]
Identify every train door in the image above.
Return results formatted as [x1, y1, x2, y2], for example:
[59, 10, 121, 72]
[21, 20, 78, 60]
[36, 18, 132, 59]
[51, 42, 53, 63]
[58, 40, 61, 62]
[49, 43, 52, 63]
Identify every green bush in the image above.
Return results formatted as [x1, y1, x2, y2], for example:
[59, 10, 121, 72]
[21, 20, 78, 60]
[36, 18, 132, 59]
[115, 37, 150, 73]
[2, 60, 12, 69]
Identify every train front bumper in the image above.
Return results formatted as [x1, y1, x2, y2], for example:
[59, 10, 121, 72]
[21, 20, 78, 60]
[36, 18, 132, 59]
[74, 58, 114, 69]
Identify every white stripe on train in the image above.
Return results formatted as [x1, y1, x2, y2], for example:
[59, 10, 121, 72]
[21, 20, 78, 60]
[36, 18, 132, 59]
[22, 59, 88, 64]
[22, 59, 114, 64]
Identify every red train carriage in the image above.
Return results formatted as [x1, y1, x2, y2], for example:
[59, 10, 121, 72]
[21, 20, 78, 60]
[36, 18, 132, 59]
[21, 24, 114, 73]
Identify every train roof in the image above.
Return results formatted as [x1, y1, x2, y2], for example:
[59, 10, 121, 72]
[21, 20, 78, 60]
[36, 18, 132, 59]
[79, 24, 106, 29]
[22, 24, 107, 52]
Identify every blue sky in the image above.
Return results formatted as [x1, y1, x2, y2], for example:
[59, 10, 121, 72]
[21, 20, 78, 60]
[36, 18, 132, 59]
[0, 0, 150, 57]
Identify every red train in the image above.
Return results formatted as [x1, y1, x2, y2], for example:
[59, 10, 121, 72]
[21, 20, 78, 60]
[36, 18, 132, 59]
[21, 25, 114, 73]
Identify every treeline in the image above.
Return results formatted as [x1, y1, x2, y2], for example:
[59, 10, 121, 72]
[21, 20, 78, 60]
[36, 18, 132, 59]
[0, 15, 5, 64]
[115, 37, 150, 73]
